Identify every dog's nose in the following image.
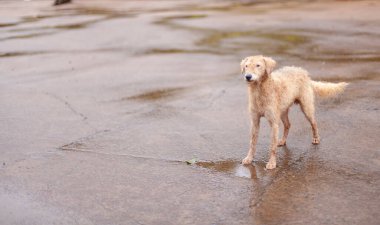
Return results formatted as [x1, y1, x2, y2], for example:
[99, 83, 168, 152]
[245, 74, 252, 81]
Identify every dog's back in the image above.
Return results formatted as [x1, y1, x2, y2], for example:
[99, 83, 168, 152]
[272, 66, 310, 83]
[271, 66, 311, 109]
[272, 66, 347, 104]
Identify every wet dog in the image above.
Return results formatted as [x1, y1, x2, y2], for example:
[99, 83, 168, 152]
[240, 55, 348, 169]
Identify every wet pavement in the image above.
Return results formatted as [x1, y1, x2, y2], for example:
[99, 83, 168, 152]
[1, 0, 380, 224]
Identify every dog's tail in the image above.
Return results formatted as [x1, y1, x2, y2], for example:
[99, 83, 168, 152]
[311, 81, 348, 98]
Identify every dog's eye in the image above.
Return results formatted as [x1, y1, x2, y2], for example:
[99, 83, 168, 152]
[256, 64, 260, 67]
[245, 65, 248, 68]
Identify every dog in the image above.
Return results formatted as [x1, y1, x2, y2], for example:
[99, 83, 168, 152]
[240, 55, 348, 169]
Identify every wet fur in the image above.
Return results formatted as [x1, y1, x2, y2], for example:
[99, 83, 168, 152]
[241, 55, 348, 169]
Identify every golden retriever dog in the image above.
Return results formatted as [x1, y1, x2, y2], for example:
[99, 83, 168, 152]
[240, 55, 348, 169]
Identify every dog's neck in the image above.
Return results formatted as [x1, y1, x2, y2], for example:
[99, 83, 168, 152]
[248, 75, 273, 91]
[247, 76, 275, 114]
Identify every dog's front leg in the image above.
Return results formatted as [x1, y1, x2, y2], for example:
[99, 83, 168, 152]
[242, 113, 260, 165]
[266, 121, 279, 169]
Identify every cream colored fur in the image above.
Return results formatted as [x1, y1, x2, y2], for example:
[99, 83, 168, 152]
[311, 81, 348, 98]
[240, 55, 348, 169]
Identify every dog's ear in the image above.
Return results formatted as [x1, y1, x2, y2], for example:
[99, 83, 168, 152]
[240, 57, 249, 73]
[263, 57, 276, 75]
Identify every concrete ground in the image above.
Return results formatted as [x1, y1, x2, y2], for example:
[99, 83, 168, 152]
[1, 0, 379, 224]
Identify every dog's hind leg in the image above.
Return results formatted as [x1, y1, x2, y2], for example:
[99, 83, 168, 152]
[242, 113, 260, 165]
[299, 91, 320, 145]
[278, 109, 290, 146]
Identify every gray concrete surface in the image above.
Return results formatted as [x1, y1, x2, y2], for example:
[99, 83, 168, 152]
[1, 0, 379, 224]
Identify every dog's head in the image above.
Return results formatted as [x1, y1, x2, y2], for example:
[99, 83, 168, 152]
[240, 55, 276, 83]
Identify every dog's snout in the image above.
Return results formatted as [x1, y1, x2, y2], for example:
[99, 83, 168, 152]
[245, 74, 252, 81]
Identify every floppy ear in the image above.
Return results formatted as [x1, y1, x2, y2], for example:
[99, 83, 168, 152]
[263, 57, 276, 75]
[240, 57, 249, 73]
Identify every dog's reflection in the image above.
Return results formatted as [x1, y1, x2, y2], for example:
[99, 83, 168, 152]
[235, 163, 258, 179]
[242, 145, 292, 181]
[196, 160, 259, 179]
[196, 146, 291, 180]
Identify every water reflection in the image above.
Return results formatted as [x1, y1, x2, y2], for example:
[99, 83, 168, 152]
[195, 160, 265, 179]
[195, 146, 292, 179]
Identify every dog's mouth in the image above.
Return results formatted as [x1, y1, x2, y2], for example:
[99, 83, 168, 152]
[245, 78, 258, 83]
[246, 80, 258, 84]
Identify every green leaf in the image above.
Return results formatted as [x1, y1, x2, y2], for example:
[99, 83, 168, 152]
[186, 158, 197, 165]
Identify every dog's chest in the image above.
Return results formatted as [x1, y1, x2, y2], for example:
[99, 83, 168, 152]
[249, 89, 276, 114]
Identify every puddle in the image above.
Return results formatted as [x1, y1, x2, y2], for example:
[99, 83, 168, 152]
[195, 160, 266, 179]
[125, 87, 185, 102]
[193, 147, 293, 179]
[0, 22, 18, 28]
[0, 15, 58, 29]
[160, 15, 207, 20]
[1, 6, 135, 41]
[57, 6, 133, 17]
[154, 14, 209, 31]
[60, 142, 86, 151]
[154, 14, 311, 56]
[155, 14, 207, 26]
[0, 32, 56, 41]
[196, 31, 253, 46]
[154, 14, 309, 55]
[183, 2, 270, 13]
[9, 16, 112, 33]
[142, 48, 222, 55]
[0, 51, 47, 58]
[153, 13, 380, 64]
[196, 30, 308, 48]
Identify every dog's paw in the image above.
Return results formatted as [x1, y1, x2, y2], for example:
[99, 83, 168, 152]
[312, 137, 320, 145]
[242, 156, 253, 165]
[278, 139, 286, 146]
[266, 158, 276, 170]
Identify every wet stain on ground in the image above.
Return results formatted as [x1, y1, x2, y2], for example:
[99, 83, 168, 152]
[1, 6, 135, 41]
[154, 14, 210, 31]
[125, 87, 186, 102]
[0, 15, 58, 28]
[153, 14, 313, 56]
[9, 17, 114, 33]
[182, 2, 278, 13]
[142, 48, 222, 55]
[66, 7, 133, 17]
[0, 47, 130, 58]
[194, 30, 312, 60]
[0, 32, 56, 41]
[196, 31, 252, 46]
[0, 22, 18, 27]
[60, 142, 86, 151]
[0, 51, 48, 58]
[154, 14, 310, 56]
[153, 13, 380, 64]
[159, 15, 207, 20]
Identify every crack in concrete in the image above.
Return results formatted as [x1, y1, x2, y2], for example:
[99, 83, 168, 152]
[44, 92, 88, 121]
[60, 147, 183, 164]
[59, 133, 184, 164]
[59, 129, 111, 150]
